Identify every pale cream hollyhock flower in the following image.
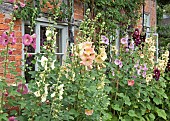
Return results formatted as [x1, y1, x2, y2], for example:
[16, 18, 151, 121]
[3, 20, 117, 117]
[51, 92, 56, 98]
[34, 91, 41, 97]
[41, 93, 47, 102]
[146, 74, 153, 84]
[97, 81, 105, 89]
[95, 55, 103, 64]
[41, 56, 48, 70]
[82, 41, 93, 49]
[112, 46, 118, 54]
[51, 60, 56, 70]
[149, 46, 156, 52]
[140, 54, 144, 58]
[164, 50, 169, 57]
[99, 47, 106, 53]
[100, 52, 107, 61]
[145, 37, 152, 43]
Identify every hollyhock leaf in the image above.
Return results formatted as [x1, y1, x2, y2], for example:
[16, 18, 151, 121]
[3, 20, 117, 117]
[124, 96, 131, 106]
[128, 110, 137, 117]
[149, 113, 155, 120]
[112, 104, 122, 111]
[156, 108, 167, 120]
[153, 97, 162, 105]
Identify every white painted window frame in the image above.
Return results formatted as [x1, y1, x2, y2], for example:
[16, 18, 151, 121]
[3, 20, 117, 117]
[22, 19, 68, 75]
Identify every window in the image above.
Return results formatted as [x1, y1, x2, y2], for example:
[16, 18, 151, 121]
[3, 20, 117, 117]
[144, 13, 150, 38]
[22, 19, 68, 82]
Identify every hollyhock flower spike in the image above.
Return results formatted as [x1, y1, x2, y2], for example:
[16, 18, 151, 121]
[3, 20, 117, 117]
[17, 83, 28, 95]
[101, 35, 109, 45]
[1, 32, 9, 46]
[128, 80, 135, 86]
[22, 34, 33, 46]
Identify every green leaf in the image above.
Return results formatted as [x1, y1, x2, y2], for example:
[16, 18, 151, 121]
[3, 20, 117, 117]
[153, 97, 162, 105]
[128, 110, 137, 117]
[0, 113, 8, 120]
[149, 113, 155, 120]
[112, 104, 122, 111]
[156, 108, 167, 120]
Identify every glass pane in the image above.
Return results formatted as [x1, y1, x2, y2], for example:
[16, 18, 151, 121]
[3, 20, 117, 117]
[25, 55, 35, 83]
[24, 25, 35, 53]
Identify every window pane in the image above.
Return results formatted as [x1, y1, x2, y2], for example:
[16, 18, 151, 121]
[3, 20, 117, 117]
[25, 55, 35, 83]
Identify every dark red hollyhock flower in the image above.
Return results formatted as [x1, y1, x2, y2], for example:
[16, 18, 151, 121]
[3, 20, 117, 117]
[132, 28, 140, 39]
[134, 38, 141, 46]
[153, 68, 160, 81]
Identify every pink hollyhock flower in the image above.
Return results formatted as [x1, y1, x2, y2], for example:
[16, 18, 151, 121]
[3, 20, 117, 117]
[84, 47, 95, 55]
[89, 53, 95, 60]
[80, 53, 89, 60]
[141, 64, 148, 71]
[101, 35, 109, 45]
[17, 84, 28, 95]
[129, 42, 134, 50]
[137, 69, 141, 75]
[120, 37, 128, 44]
[10, 32, 16, 45]
[8, 116, 17, 121]
[128, 80, 135, 86]
[119, 61, 123, 68]
[126, 48, 129, 52]
[114, 59, 120, 65]
[1, 32, 9, 46]
[22, 34, 33, 46]
[31, 33, 36, 49]
[142, 71, 146, 78]
[13, 5, 18, 10]
[8, 50, 13, 55]
[80, 57, 93, 66]
[20, 2, 25, 8]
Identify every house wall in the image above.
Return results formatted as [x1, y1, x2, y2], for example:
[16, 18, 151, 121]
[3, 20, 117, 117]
[0, 0, 156, 84]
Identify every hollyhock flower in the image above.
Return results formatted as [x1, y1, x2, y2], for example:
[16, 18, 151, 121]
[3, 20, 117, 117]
[22, 34, 33, 46]
[20, 2, 25, 7]
[120, 37, 128, 44]
[84, 47, 95, 55]
[95, 55, 103, 64]
[142, 71, 146, 78]
[89, 53, 95, 60]
[17, 84, 28, 95]
[129, 42, 134, 50]
[141, 64, 148, 71]
[126, 48, 129, 52]
[134, 61, 139, 68]
[80, 53, 89, 60]
[153, 68, 160, 81]
[133, 28, 140, 39]
[146, 74, 153, 84]
[114, 59, 120, 65]
[85, 109, 94, 116]
[119, 61, 123, 68]
[8, 116, 17, 121]
[1, 32, 9, 46]
[41, 56, 48, 70]
[134, 38, 141, 46]
[82, 41, 93, 49]
[137, 69, 141, 75]
[11, 37, 17, 45]
[14, 5, 18, 10]
[101, 35, 109, 45]
[8, 50, 12, 55]
[81, 57, 93, 66]
[100, 52, 107, 61]
[128, 80, 135, 86]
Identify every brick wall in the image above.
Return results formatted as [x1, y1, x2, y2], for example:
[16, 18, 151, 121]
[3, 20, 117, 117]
[0, 12, 22, 85]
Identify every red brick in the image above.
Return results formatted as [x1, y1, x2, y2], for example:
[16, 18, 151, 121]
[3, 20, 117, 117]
[14, 25, 21, 31]
[15, 32, 22, 37]
[0, 18, 4, 23]
[5, 18, 11, 23]
[0, 13, 5, 18]
[0, 24, 9, 30]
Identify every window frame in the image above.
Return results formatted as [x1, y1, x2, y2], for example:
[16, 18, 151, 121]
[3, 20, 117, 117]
[21, 19, 68, 76]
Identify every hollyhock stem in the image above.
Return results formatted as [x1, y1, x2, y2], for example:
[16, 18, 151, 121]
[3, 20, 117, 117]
[1, 44, 9, 112]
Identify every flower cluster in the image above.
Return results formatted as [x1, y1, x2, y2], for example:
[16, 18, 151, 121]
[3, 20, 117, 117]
[95, 47, 107, 64]
[22, 33, 36, 49]
[0, 32, 16, 46]
[120, 36, 134, 51]
[79, 41, 95, 66]
[157, 50, 169, 74]
[132, 28, 146, 46]
[134, 61, 148, 78]
[8, 0, 26, 9]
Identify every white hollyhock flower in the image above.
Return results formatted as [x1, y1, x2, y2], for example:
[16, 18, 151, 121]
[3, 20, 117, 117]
[41, 93, 47, 102]
[34, 91, 41, 97]
[41, 56, 48, 70]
